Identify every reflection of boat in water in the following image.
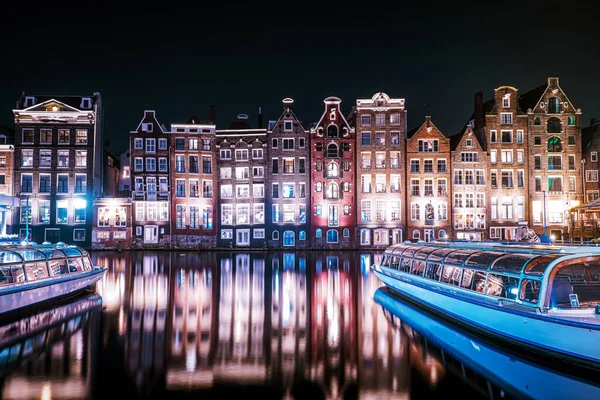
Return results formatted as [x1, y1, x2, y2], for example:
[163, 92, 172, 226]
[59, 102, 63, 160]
[372, 241, 600, 370]
[0, 244, 107, 317]
[374, 287, 600, 400]
[0, 293, 102, 378]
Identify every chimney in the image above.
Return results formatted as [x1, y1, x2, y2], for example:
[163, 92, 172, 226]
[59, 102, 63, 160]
[208, 105, 216, 125]
[257, 106, 263, 129]
[474, 91, 484, 131]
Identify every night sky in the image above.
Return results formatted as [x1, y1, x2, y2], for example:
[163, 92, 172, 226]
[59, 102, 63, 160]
[1, 2, 599, 156]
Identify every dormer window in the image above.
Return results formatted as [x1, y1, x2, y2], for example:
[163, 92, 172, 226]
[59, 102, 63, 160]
[24, 96, 35, 108]
[502, 94, 510, 108]
[80, 97, 92, 109]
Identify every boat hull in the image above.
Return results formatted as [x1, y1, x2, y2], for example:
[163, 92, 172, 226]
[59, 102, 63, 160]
[373, 268, 600, 368]
[0, 268, 106, 316]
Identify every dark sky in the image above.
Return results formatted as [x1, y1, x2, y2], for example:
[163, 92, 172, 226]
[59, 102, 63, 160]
[1, 2, 599, 155]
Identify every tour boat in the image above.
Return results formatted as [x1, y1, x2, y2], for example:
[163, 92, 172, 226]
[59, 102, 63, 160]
[0, 243, 106, 317]
[371, 241, 600, 370]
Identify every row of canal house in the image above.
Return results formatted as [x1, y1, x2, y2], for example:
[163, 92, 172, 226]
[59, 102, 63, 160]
[122, 77, 587, 249]
[3, 76, 588, 249]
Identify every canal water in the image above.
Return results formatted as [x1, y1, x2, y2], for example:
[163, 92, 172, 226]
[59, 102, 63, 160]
[0, 251, 598, 399]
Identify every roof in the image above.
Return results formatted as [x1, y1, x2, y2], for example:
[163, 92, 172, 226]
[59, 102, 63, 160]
[582, 121, 600, 150]
[572, 197, 600, 212]
[517, 83, 547, 113]
[16, 92, 100, 110]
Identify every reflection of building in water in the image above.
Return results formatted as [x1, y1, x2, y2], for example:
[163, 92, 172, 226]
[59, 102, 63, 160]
[125, 253, 170, 396]
[216, 253, 266, 381]
[95, 253, 129, 338]
[269, 252, 309, 393]
[166, 252, 216, 388]
[0, 295, 101, 399]
[309, 252, 358, 398]
[358, 253, 409, 398]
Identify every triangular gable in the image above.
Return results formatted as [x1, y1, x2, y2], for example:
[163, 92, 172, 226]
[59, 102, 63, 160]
[312, 97, 354, 132]
[527, 78, 578, 114]
[270, 106, 308, 132]
[132, 110, 166, 134]
[21, 99, 82, 113]
[409, 117, 447, 141]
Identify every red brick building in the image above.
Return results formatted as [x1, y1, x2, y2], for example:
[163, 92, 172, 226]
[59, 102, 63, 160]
[310, 97, 356, 248]
[170, 116, 217, 248]
[92, 197, 132, 249]
[406, 116, 452, 241]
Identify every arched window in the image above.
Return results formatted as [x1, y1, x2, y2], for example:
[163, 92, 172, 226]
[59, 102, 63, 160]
[316, 228, 322, 237]
[327, 229, 339, 243]
[547, 117, 561, 133]
[327, 162, 339, 178]
[411, 204, 420, 220]
[547, 97, 561, 114]
[316, 205, 322, 216]
[327, 124, 338, 139]
[283, 231, 295, 246]
[299, 231, 306, 241]
[327, 183, 339, 199]
[272, 230, 279, 240]
[412, 230, 420, 240]
[438, 229, 447, 239]
[316, 182, 322, 192]
[343, 228, 349, 237]
[547, 136, 562, 152]
[437, 204, 447, 220]
[327, 143, 338, 158]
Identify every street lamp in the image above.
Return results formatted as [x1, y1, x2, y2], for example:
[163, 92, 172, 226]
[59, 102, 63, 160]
[582, 159, 586, 203]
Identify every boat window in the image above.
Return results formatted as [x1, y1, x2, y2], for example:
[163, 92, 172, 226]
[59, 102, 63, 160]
[427, 248, 455, 263]
[524, 254, 562, 276]
[48, 259, 69, 275]
[82, 257, 93, 271]
[464, 251, 504, 269]
[0, 266, 13, 286]
[68, 258, 84, 273]
[25, 262, 49, 281]
[443, 251, 472, 266]
[486, 273, 519, 299]
[472, 272, 487, 292]
[0, 252, 23, 264]
[15, 250, 47, 262]
[423, 263, 438, 279]
[413, 247, 437, 260]
[490, 254, 534, 274]
[63, 247, 83, 257]
[411, 261, 425, 276]
[399, 257, 412, 273]
[519, 279, 541, 303]
[401, 247, 417, 258]
[441, 266, 462, 286]
[10, 266, 26, 283]
[460, 269, 475, 289]
[389, 256, 400, 270]
[40, 249, 68, 260]
[551, 261, 600, 308]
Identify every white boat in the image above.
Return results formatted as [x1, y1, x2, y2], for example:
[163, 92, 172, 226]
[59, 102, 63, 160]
[0, 243, 106, 317]
[371, 241, 600, 370]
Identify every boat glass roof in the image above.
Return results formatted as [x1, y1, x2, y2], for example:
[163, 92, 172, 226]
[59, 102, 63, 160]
[383, 243, 591, 276]
[0, 244, 85, 263]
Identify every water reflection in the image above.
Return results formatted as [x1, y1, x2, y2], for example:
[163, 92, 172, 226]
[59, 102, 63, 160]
[2, 251, 595, 399]
[0, 293, 102, 399]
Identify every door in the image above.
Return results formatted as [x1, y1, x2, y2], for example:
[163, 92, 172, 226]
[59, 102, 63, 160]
[424, 229, 433, 242]
[144, 226, 158, 243]
[236, 229, 250, 246]
[45, 228, 60, 243]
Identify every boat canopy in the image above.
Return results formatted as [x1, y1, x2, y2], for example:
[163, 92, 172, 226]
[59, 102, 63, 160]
[382, 242, 581, 277]
[0, 244, 87, 264]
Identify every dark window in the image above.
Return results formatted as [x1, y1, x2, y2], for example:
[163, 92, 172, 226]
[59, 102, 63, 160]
[316, 143, 323, 152]
[299, 159, 305, 173]
[534, 117, 541, 125]
[342, 143, 350, 152]
[175, 139, 185, 150]
[568, 136, 576, 145]
[272, 159, 278, 174]
[327, 144, 338, 158]
[547, 117, 561, 133]
[535, 177, 541, 192]
[327, 125, 338, 139]
[547, 97, 561, 114]
[361, 132, 371, 146]
[189, 156, 199, 173]
[272, 138, 278, 148]
[534, 136, 541, 146]
[547, 136, 562, 152]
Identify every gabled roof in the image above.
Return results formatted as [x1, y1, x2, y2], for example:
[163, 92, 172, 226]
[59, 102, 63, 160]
[582, 121, 600, 150]
[517, 83, 547, 113]
[269, 103, 308, 133]
[16, 93, 100, 110]
[19, 98, 83, 113]
[407, 117, 447, 140]
[312, 97, 353, 131]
